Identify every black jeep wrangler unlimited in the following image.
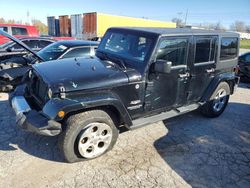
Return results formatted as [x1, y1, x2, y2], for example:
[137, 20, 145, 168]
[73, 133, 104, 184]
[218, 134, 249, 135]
[10, 28, 240, 163]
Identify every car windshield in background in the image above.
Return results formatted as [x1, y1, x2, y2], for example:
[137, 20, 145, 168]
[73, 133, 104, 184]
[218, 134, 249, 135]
[37, 43, 68, 61]
[0, 41, 13, 49]
[99, 31, 153, 63]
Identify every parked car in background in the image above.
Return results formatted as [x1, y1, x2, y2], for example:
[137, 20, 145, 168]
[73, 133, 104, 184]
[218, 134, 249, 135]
[0, 37, 56, 61]
[0, 30, 99, 91]
[0, 24, 39, 45]
[238, 52, 250, 82]
[10, 27, 239, 163]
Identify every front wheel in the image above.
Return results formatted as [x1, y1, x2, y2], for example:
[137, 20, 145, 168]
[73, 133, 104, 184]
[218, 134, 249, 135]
[200, 82, 230, 118]
[59, 110, 119, 163]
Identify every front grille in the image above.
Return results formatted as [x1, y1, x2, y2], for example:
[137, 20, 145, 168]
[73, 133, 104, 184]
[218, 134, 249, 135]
[29, 73, 48, 105]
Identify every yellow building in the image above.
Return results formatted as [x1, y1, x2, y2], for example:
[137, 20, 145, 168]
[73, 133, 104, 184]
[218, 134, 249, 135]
[83, 12, 176, 39]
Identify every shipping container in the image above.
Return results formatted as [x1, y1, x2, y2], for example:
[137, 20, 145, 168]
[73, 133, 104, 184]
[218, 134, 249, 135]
[83, 12, 97, 39]
[54, 12, 176, 39]
[59, 15, 71, 37]
[47, 16, 56, 36]
[47, 16, 60, 36]
[71, 14, 83, 39]
[55, 19, 60, 37]
[82, 12, 176, 39]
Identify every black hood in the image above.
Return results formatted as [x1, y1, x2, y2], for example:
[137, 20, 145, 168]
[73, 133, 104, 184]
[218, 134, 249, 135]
[32, 57, 141, 92]
[0, 30, 44, 61]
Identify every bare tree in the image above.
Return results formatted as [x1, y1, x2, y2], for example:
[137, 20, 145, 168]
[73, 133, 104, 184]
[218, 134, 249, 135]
[196, 22, 225, 31]
[246, 25, 250, 33]
[172, 17, 184, 27]
[230, 21, 246, 32]
[214, 22, 226, 31]
[31, 19, 48, 35]
[0, 18, 5, 23]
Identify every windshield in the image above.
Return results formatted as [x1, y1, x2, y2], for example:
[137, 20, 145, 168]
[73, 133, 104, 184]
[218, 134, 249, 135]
[98, 31, 153, 64]
[37, 42, 68, 61]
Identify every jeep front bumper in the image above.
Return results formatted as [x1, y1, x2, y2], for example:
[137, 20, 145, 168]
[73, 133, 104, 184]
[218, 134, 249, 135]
[11, 94, 62, 136]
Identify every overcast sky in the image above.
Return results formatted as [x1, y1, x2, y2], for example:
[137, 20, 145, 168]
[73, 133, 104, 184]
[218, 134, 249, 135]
[0, 0, 250, 27]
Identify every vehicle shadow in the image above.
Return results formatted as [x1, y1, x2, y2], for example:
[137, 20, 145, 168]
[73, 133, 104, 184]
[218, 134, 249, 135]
[154, 102, 250, 187]
[0, 99, 64, 163]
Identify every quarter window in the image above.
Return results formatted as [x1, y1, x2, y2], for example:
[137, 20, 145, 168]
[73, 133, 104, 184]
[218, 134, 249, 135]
[11, 27, 28, 35]
[195, 37, 216, 63]
[220, 37, 238, 60]
[156, 38, 188, 66]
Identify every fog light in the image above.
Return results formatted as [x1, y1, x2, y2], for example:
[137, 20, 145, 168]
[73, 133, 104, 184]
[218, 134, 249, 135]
[58, 111, 65, 118]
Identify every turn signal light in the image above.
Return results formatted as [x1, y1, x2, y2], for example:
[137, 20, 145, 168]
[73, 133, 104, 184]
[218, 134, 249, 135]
[58, 111, 65, 118]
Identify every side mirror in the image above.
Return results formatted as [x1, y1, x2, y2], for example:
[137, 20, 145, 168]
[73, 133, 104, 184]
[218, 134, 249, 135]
[154, 60, 172, 73]
[6, 47, 12, 52]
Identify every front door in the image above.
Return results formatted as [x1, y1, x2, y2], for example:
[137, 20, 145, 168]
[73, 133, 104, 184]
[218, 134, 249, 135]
[144, 36, 191, 113]
[187, 36, 218, 102]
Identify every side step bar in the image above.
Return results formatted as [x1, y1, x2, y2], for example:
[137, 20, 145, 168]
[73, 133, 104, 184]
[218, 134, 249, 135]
[130, 103, 200, 130]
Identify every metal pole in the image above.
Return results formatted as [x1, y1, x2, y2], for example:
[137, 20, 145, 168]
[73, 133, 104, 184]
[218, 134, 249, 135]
[184, 9, 188, 26]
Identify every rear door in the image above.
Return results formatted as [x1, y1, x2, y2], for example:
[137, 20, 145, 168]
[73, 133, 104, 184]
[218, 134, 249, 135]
[187, 35, 218, 102]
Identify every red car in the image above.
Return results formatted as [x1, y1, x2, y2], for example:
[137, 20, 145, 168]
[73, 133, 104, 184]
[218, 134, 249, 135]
[0, 24, 39, 45]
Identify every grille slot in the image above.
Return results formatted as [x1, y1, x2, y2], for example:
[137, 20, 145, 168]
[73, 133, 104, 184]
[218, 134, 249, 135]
[30, 74, 48, 105]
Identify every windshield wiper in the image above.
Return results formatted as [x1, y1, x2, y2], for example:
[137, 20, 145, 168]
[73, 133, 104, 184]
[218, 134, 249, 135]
[111, 57, 126, 70]
[97, 51, 126, 70]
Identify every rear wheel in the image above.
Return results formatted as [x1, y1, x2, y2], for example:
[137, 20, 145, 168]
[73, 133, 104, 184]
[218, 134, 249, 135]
[59, 110, 119, 163]
[200, 82, 230, 117]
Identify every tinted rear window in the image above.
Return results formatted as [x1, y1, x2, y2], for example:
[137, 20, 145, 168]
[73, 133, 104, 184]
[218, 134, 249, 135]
[195, 37, 216, 63]
[220, 37, 238, 60]
[11, 27, 28, 35]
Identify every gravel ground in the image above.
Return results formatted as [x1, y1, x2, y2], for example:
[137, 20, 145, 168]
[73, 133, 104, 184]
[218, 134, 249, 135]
[0, 83, 249, 188]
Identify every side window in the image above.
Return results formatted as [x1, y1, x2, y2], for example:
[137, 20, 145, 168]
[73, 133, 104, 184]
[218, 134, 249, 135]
[63, 47, 91, 59]
[11, 43, 22, 50]
[39, 40, 53, 49]
[0, 27, 8, 32]
[195, 37, 216, 63]
[156, 38, 188, 66]
[23, 40, 39, 49]
[220, 37, 238, 60]
[11, 27, 28, 35]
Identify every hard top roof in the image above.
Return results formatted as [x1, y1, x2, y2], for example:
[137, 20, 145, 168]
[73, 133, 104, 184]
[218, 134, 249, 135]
[109, 27, 239, 37]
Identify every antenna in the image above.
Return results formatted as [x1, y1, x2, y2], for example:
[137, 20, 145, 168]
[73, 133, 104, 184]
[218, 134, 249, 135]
[184, 9, 189, 26]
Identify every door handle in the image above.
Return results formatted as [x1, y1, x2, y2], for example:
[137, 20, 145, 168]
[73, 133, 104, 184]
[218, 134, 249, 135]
[179, 72, 190, 78]
[206, 68, 215, 73]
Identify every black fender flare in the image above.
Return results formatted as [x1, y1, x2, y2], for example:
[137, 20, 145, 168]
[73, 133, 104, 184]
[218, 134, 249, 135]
[42, 92, 133, 127]
[200, 72, 238, 102]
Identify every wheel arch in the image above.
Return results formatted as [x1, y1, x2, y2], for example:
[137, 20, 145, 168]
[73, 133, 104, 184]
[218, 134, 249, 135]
[42, 93, 133, 129]
[200, 72, 237, 102]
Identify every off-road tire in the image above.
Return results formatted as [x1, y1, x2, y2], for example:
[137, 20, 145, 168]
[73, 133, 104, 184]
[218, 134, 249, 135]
[200, 82, 230, 118]
[59, 110, 119, 163]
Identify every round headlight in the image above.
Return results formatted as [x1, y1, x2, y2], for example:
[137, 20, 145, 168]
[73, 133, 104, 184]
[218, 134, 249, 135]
[47, 88, 53, 99]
